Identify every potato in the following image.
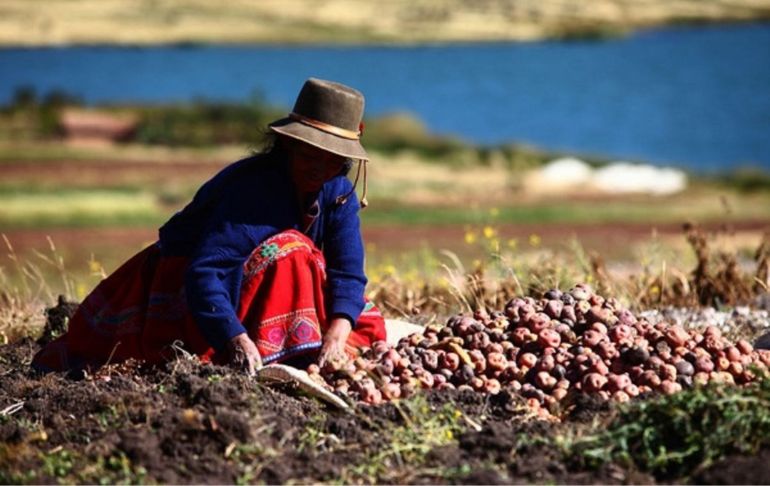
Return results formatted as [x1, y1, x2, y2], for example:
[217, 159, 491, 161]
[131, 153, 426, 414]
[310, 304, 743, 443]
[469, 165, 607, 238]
[583, 373, 608, 392]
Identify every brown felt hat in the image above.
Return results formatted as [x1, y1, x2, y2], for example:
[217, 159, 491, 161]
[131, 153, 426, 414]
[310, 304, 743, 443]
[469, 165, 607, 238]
[269, 78, 369, 161]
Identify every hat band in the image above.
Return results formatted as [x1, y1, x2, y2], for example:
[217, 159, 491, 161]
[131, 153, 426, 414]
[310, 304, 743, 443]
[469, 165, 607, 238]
[289, 112, 360, 140]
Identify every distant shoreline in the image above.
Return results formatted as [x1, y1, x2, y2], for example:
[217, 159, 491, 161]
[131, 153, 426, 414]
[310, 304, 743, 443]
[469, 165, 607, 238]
[0, 0, 769, 47]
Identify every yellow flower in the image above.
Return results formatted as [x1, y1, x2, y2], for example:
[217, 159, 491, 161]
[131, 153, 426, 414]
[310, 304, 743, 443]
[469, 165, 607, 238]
[77, 283, 88, 300]
[445, 430, 454, 440]
[384, 264, 397, 275]
[650, 285, 660, 295]
[489, 207, 500, 217]
[507, 238, 518, 250]
[483, 226, 496, 239]
[464, 230, 477, 245]
[528, 233, 541, 247]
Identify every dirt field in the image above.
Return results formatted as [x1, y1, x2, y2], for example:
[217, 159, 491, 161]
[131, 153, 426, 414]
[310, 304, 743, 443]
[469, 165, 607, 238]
[1, 302, 769, 484]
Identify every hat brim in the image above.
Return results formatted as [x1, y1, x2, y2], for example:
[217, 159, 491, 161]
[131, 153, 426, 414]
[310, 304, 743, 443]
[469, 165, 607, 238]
[269, 118, 369, 161]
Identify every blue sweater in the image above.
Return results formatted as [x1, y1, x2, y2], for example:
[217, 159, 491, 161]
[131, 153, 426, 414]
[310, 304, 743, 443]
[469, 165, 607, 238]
[158, 152, 367, 351]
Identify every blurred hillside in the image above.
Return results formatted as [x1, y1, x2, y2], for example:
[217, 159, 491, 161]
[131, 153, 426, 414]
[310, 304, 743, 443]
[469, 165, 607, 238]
[1, 0, 769, 45]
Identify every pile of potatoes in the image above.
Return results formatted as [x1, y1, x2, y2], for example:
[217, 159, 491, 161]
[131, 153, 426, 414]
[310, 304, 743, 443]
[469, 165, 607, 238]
[307, 284, 770, 414]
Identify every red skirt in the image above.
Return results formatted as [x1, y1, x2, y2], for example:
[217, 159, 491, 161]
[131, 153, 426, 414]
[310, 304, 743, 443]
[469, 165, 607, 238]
[32, 230, 386, 371]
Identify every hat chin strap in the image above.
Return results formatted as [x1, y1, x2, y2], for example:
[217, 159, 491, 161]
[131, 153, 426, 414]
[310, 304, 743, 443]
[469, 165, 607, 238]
[335, 160, 369, 208]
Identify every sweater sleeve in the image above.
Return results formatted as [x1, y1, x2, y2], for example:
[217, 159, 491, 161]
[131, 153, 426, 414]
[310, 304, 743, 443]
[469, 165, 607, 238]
[184, 222, 251, 351]
[323, 182, 367, 327]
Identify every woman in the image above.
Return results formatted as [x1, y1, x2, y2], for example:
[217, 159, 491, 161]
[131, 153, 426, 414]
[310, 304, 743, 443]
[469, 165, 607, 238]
[32, 78, 386, 374]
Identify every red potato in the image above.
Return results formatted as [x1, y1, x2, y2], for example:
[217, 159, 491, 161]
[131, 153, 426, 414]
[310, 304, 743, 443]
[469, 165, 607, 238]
[716, 356, 731, 371]
[665, 326, 689, 348]
[408, 334, 424, 347]
[560, 305, 577, 323]
[470, 332, 491, 350]
[385, 348, 401, 363]
[512, 327, 535, 346]
[484, 378, 501, 395]
[571, 286, 591, 301]
[590, 322, 609, 337]
[596, 342, 618, 360]
[470, 377, 485, 391]
[612, 391, 630, 403]
[607, 373, 632, 393]
[582, 329, 605, 347]
[693, 371, 709, 385]
[526, 397, 542, 410]
[590, 359, 609, 376]
[432, 374, 448, 387]
[624, 384, 640, 398]
[555, 379, 570, 390]
[535, 371, 557, 391]
[659, 364, 677, 382]
[381, 383, 401, 400]
[583, 373, 608, 392]
[486, 352, 507, 372]
[641, 370, 662, 388]
[538, 329, 561, 349]
[440, 352, 461, 371]
[528, 312, 551, 333]
[518, 352, 538, 368]
[537, 354, 556, 372]
[376, 359, 395, 377]
[609, 324, 633, 343]
[725, 346, 742, 363]
[360, 387, 383, 405]
[737, 339, 753, 355]
[674, 360, 695, 377]
[728, 361, 743, 376]
[703, 326, 722, 338]
[628, 366, 644, 381]
[485, 342, 504, 355]
[710, 371, 735, 385]
[545, 299, 564, 319]
[704, 336, 725, 353]
[659, 380, 681, 395]
[552, 388, 568, 401]
[416, 372, 435, 389]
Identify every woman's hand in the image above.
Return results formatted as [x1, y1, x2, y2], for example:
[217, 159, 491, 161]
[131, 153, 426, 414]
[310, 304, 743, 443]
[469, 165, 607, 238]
[318, 317, 352, 369]
[228, 332, 263, 375]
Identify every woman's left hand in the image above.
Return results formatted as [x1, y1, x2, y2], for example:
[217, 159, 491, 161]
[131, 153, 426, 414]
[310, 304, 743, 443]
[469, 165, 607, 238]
[318, 317, 352, 369]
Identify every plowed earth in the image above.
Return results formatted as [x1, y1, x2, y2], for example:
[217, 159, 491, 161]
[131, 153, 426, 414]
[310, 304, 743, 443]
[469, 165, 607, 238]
[0, 303, 768, 484]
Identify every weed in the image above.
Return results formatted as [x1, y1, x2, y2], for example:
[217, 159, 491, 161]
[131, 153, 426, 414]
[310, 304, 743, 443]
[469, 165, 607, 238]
[339, 396, 463, 483]
[567, 378, 770, 479]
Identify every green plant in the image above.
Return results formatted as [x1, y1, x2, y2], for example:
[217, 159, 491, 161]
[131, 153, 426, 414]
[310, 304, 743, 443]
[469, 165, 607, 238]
[340, 396, 464, 483]
[569, 378, 770, 479]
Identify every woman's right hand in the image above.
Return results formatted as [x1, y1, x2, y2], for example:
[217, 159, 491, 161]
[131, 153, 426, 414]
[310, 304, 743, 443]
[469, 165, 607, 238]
[228, 332, 263, 375]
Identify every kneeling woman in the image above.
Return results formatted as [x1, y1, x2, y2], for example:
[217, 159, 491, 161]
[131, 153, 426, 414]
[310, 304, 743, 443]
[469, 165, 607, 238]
[32, 78, 386, 374]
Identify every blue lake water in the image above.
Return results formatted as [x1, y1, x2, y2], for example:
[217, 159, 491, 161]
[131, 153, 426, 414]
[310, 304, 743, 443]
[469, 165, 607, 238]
[1, 23, 769, 172]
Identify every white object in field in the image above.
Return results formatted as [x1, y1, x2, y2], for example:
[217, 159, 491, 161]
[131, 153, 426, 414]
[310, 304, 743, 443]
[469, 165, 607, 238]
[540, 157, 594, 185]
[255, 363, 350, 410]
[385, 319, 424, 346]
[523, 157, 593, 194]
[593, 162, 687, 195]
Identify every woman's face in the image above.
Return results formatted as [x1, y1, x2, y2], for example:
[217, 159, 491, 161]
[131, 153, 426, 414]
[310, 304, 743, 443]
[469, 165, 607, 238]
[285, 138, 347, 193]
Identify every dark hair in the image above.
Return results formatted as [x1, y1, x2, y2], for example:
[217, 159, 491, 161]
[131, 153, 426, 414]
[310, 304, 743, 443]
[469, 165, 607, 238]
[252, 129, 354, 176]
